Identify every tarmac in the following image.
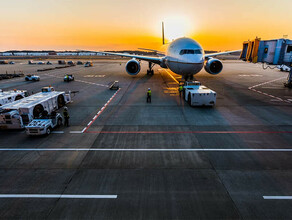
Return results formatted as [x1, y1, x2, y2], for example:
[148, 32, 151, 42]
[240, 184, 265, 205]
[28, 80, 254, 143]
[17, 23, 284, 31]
[0, 59, 292, 219]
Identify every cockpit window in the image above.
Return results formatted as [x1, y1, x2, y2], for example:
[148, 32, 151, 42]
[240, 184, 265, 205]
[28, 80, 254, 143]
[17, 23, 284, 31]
[179, 49, 202, 55]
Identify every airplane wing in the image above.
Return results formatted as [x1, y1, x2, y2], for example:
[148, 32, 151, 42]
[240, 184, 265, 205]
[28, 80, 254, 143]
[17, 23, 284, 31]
[100, 51, 163, 64]
[205, 50, 242, 58]
[138, 48, 165, 56]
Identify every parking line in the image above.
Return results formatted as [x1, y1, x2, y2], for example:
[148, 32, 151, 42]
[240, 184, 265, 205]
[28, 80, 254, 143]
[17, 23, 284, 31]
[69, 131, 83, 134]
[164, 69, 179, 84]
[0, 148, 292, 152]
[82, 88, 121, 133]
[85, 130, 292, 134]
[263, 196, 292, 200]
[51, 131, 64, 134]
[0, 194, 117, 199]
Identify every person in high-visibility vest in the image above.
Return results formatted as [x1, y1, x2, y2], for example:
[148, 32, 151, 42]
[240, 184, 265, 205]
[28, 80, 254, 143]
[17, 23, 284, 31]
[178, 85, 183, 97]
[147, 88, 151, 103]
[63, 107, 70, 127]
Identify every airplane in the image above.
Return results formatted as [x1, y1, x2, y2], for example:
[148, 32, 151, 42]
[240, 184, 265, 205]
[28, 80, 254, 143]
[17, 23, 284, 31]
[97, 22, 241, 80]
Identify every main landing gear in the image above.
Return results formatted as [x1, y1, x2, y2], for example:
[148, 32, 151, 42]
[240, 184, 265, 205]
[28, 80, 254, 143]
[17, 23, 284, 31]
[147, 62, 155, 75]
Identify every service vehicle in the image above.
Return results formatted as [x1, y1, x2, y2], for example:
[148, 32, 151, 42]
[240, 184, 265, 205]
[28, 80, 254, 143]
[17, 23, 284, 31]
[278, 65, 291, 72]
[77, 61, 83, 65]
[28, 60, 35, 64]
[0, 86, 71, 129]
[37, 61, 45, 65]
[0, 60, 8, 65]
[25, 112, 63, 135]
[64, 74, 74, 82]
[67, 61, 75, 65]
[0, 90, 28, 106]
[8, 61, 15, 64]
[46, 61, 52, 65]
[183, 81, 216, 107]
[58, 60, 66, 65]
[84, 61, 93, 67]
[109, 81, 119, 90]
[25, 74, 40, 81]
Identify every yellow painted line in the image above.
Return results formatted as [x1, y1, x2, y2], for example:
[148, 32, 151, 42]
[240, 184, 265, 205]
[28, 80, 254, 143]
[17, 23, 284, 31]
[164, 69, 179, 84]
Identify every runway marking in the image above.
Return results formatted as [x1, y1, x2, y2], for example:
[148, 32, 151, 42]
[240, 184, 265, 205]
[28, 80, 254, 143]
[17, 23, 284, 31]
[163, 69, 179, 84]
[1, 148, 292, 152]
[69, 131, 83, 134]
[82, 88, 121, 133]
[248, 76, 291, 103]
[263, 196, 292, 200]
[85, 130, 292, 134]
[51, 131, 64, 134]
[43, 73, 107, 87]
[0, 194, 117, 199]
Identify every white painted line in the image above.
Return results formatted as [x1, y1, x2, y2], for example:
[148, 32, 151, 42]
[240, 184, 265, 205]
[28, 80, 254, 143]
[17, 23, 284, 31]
[163, 69, 179, 84]
[0, 194, 117, 199]
[0, 148, 292, 152]
[81, 128, 86, 133]
[51, 131, 64, 134]
[263, 196, 292, 200]
[69, 131, 83, 134]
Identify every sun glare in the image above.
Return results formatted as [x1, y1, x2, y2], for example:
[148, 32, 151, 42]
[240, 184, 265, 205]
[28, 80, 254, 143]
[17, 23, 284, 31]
[164, 16, 193, 42]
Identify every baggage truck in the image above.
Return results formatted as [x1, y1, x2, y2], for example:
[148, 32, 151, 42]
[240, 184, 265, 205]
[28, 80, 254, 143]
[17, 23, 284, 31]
[0, 90, 28, 106]
[0, 87, 71, 129]
[25, 112, 63, 135]
[183, 81, 216, 107]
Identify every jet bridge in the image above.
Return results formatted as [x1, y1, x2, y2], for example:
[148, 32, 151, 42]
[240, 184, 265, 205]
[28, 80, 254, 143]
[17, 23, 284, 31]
[240, 38, 292, 88]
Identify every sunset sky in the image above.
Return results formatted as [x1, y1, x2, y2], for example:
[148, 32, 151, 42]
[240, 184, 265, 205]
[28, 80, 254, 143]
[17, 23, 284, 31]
[0, 0, 291, 51]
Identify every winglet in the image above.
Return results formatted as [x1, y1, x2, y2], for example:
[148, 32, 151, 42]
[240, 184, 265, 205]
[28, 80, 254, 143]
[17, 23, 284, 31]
[162, 22, 165, 45]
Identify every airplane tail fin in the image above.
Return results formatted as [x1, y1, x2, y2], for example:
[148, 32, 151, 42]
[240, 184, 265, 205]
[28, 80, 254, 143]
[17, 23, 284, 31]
[162, 22, 165, 45]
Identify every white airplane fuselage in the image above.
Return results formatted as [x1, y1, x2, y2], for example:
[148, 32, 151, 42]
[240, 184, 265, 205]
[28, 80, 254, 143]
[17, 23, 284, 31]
[164, 38, 205, 76]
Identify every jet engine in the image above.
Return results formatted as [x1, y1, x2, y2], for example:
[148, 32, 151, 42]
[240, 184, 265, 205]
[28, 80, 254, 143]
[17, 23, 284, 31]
[126, 59, 141, 75]
[204, 58, 223, 75]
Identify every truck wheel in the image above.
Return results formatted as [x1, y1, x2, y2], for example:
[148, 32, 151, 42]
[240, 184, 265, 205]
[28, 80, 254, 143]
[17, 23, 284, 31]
[57, 95, 65, 108]
[33, 104, 44, 117]
[57, 118, 62, 127]
[25, 78, 29, 81]
[15, 95, 24, 101]
[46, 127, 51, 135]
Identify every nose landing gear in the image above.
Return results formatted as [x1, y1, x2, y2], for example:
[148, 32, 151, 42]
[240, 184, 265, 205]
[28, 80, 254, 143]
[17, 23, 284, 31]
[183, 74, 194, 81]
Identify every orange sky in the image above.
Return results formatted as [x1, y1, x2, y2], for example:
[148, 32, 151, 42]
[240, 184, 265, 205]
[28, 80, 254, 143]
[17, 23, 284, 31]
[0, 0, 291, 51]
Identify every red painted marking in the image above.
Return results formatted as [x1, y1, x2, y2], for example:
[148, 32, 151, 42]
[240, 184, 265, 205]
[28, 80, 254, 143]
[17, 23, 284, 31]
[85, 130, 292, 134]
[83, 89, 121, 133]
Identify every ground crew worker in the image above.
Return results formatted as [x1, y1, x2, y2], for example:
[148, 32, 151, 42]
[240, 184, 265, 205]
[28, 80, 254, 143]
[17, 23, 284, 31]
[147, 88, 151, 103]
[63, 107, 70, 127]
[178, 85, 183, 97]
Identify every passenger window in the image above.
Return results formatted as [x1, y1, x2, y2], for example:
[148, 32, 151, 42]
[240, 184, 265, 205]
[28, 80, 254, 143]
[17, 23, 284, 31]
[287, 45, 292, 53]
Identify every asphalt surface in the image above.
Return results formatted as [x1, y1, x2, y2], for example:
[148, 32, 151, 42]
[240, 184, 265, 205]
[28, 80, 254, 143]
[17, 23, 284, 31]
[0, 59, 292, 219]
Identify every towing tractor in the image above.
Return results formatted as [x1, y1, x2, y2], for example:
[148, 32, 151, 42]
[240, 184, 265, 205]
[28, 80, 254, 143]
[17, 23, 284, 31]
[25, 74, 40, 81]
[84, 61, 93, 67]
[0, 87, 71, 129]
[183, 81, 216, 107]
[0, 90, 28, 106]
[25, 112, 63, 135]
[64, 74, 74, 82]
